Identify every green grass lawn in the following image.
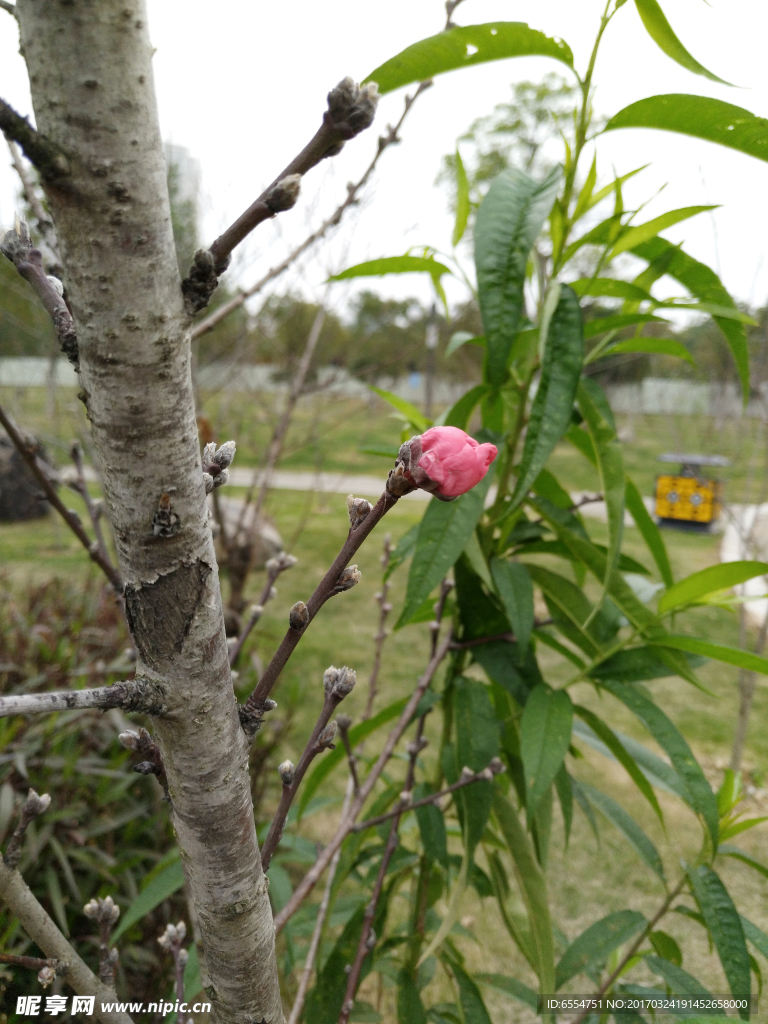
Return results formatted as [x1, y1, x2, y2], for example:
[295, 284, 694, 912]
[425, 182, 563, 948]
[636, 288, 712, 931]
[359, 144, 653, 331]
[2, 390, 768, 1021]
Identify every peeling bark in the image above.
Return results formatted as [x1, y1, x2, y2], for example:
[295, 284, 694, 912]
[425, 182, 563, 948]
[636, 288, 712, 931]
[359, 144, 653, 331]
[13, 3, 283, 1021]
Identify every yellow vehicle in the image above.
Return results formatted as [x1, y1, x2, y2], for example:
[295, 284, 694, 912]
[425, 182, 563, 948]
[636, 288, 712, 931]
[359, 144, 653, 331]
[655, 454, 728, 530]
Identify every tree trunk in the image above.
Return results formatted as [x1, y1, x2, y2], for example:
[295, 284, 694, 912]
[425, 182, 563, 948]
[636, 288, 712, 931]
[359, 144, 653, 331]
[14, 3, 283, 1021]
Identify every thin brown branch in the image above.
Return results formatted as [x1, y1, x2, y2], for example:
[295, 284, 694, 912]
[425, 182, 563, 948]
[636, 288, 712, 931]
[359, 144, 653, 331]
[4, 790, 50, 870]
[1, 221, 77, 363]
[182, 79, 378, 313]
[261, 669, 354, 871]
[0, 2, 17, 16]
[190, 83, 431, 342]
[229, 551, 297, 666]
[0, 678, 164, 720]
[0, 405, 124, 595]
[338, 715, 361, 797]
[118, 727, 168, 795]
[352, 759, 504, 833]
[6, 138, 62, 276]
[273, 632, 452, 934]
[0, 951, 62, 973]
[365, 535, 393, 719]
[239, 491, 398, 736]
[288, 779, 354, 1024]
[571, 875, 688, 1024]
[69, 441, 114, 576]
[0, 99, 69, 182]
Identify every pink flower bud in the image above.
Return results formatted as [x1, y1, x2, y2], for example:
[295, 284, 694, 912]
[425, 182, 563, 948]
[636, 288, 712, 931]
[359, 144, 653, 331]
[387, 427, 497, 501]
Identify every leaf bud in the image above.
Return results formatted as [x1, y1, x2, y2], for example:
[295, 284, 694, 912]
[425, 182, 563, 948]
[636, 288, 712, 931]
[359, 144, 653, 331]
[347, 494, 373, 530]
[266, 174, 302, 213]
[278, 760, 295, 787]
[335, 564, 361, 592]
[460, 766, 475, 780]
[37, 965, 56, 988]
[317, 721, 338, 749]
[488, 757, 505, 775]
[289, 601, 310, 632]
[336, 713, 353, 731]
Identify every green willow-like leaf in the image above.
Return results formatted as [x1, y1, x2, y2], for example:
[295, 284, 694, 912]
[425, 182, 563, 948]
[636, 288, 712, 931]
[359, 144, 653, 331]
[369, 385, 431, 433]
[365, 22, 573, 94]
[475, 166, 563, 386]
[491, 559, 534, 655]
[554, 765, 573, 845]
[113, 856, 184, 940]
[453, 148, 471, 247]
[398, 467, 494, 627]
[578, 782, 665, 881]
[526, 564, 600, 657]
[413, 782, 449, 868]
[655, 635, 768, 676]
[633, 237, 749, 400]
[575, 706, 663, 825]
[443, 384, 492, 429]
[649, 930, 683, 967]
[449, 960, 493, 1024]
[509, 284, 583, 505]
[577, 379, 625, 600]
[555, 911, 647, 989]
[583, 312, 668, 339]
[741, 916, 768, 961]
[646, 955, 711, 995]
[520, 683, 573, 816]
[720, 844, 768, 881]
[601, 681, 718, 847]
[626, 477, 674, 588]
[476, 974, 537, 1010]
[658, 561, 768, 614]
[455, 677, 499, 853]
[571, 278, 654, 302]
[397, 971, 427, 1024]
[608, 205, 716, 260]
[445, 332, 486, 358]
[330, 254, 450, 285]
[493, 791, 556, 992]
[602, 337, 694, 365]
[606, 94, 768, 164]
[688, 865, 751, 1013]
[634, 0, 731, 84]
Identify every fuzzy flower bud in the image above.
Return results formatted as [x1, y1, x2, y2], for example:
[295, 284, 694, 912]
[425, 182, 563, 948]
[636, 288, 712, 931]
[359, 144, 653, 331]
[347, 494, 373, 530]
[266, 174, 302, 213]
[317, 721, 338, 749]
[387, 427, 497, 502]
[326, 77, 379, 136]
[158, 920, 186, 951]
[202, 440, 236, 492]
[83, 895, 120, 926]
[334, 564, 361, 592]
[278, 760, 295, 787]
[118, 730, 141, 752]
[289, 601, 310, 632]
[37, 965, 56, 988]
[323, 665, 357, 699]
[336, 713, 353, 731]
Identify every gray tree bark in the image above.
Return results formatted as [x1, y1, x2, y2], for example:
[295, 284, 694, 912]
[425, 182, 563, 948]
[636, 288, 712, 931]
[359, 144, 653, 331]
[13, 3, 283, 1021]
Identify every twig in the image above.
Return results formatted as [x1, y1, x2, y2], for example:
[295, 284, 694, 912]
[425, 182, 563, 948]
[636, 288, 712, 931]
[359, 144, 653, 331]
[0, 951, 61, 971]
[287, 779, 354, 1024]
[0, 404, 124, 595]
[0, 2, 17, 17]
[273, 632, 452, 934]
[1, 220, 77, 363]
[229, 551, 297, 666]
[83, 897, 120, 988]
[570, 875, 688, 1024]
[339, 715, 430, 1023]
[0, 679, 164, 720]
[69, 441, 113, 574]
[118, 728, 168, 795]
[337, 715, 361, 797]
[4, 790, 51, 870]
[190, 83, 431, 342]
[261, 667, 356, 871]
[0, 99, 70, 182]
[5, 138, 62, 276]
[365, 536, 393, 720]
[182, 79, 378, 313]
[352, 759, 504, 833]
[158, 922, 190, 1024]
[239, 491, 399, 736]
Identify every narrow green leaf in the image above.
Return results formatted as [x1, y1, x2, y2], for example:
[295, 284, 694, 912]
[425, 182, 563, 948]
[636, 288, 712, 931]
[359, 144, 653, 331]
[444, 384, 491, 429]
[453, 149, 471, 247]
[450, 960, 493, 1024]
[267, 862, 293, 913]
[655, 635, 768, 675]
[658, 561, 768, 614]
[526, 564, 600, 657]
[741, 916, 768, 960]
[369, 385, 431, 432]
[577, 379, 625, 599]
[578, 782, 665, 881]
[464, 531, 493, 591]
[365, 22, 574, 94]
[384, 524, 419, 581]
[491, 559, 534, 655]
[583, 312, 668, 339]
[649, 930, 682, 967]
[509, 284, 584, 504]
[330, 254, 451, 283]
[688, 865, 751, 1011]
[475, 166, 563, 386]
[720, 844, 768, 881]
[606, 94, 768, 164]
[475, 973, 537, 1010]
[554, 765, 573, 845]
[493, 791, 556, 992]
[455, 677, 499, 852]
[626, 478, 674, 588]
[414, 783, 449, 867]
[397, 971, 427, 1024]
[398, 468, 494, 627]
[574, 706, 663, 825]
[601, 681, 718, 847]
[646, 954, 711, 995]
[634, 0, 731, 84]
[602, 337, 694, 364]
[609, 206, 715, 260]
[571, 278, 654, 302]
[298, 697, 409, 817]
[573, 154, 597, 222]
[521, 683, 573, 816]
[555, 911, 647, 989]
[113, 858, 185, 940]
[632, 236, 749, 401]
[446, 333, 485, 358]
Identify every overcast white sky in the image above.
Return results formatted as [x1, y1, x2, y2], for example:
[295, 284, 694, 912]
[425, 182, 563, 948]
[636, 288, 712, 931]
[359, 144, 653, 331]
[2, 0, 768, 320]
